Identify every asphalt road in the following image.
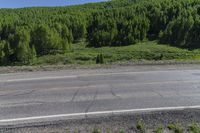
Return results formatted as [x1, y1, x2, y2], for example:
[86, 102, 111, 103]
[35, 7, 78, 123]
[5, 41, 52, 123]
[0, 66, 200, 125]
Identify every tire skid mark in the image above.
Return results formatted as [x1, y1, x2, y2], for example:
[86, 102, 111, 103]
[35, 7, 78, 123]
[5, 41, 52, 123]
[70, 88, 80, 102]
[110, 85, 122, 99]
[85, 90, 98, 113]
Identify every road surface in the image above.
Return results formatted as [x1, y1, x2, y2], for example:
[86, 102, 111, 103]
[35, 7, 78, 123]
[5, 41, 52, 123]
[0, 66, 200, 125]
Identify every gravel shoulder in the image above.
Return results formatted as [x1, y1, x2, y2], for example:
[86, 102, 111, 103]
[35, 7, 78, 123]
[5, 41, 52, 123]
[0, 109, 199, 133]
[1, 60, 200, 74]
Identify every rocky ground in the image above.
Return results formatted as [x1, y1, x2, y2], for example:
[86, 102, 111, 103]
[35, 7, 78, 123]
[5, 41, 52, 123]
[1, 60, 200, 74]
[0, 109, 200, 133]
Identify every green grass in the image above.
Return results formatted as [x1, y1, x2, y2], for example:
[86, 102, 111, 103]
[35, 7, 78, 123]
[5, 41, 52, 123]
[92, 128, 101, 133]
[85, 123, 200, 133]
[189, 123, 200, 133]
[136, 120, 146, 133]
[32, 41, 200, 66]
[168, 123, 183, 133]
[118, 129, 125, 133]
[155, 124, 164, 133]
[67, 123, 200, 133]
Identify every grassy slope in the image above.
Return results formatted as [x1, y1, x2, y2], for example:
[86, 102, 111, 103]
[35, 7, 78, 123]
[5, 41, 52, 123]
[32, 41, 200, 66]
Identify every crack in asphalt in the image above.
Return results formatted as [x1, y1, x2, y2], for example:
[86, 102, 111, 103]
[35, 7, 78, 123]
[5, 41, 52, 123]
[0, 91, 15, 97]
[85, 90, 98, 113]
[12, 90, 36, 97]
[110, 85, 122, 99]
[70, 83, 90, 102]
[70, 88, 80, 102]
[151, 89, 164, 98]
[0, 89, 36, 97]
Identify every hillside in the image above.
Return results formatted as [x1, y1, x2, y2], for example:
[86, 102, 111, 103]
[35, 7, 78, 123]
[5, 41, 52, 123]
[0, 0, 200, 65]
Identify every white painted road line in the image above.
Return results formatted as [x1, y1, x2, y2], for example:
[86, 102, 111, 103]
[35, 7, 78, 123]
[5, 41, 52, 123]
[0, 105, 200, 123]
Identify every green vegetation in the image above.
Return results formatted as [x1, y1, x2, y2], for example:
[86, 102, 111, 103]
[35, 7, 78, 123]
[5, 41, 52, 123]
[92, 128, 101, 133]
[0, 0, 200, 66]
[136, 120, 146, 133]
[168, 123, 183, 133]
[96, 53, 104, 64]
[31, 41, 200, 66]
[82, 123, 200, 133]
[74, 130, 80, 133]
[118, 129, 125, 133]
[189, 123, 200, 133]
[155, 125, 164, 133]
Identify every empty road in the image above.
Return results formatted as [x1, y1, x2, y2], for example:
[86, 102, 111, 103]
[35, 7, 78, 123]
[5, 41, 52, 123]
[0, 66, 200, 125]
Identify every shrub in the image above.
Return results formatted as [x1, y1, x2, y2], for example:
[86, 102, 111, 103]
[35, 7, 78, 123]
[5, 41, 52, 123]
[168, 123, 182, 133]
[136, 120, 146, 133]
[96, 53, 104, 64]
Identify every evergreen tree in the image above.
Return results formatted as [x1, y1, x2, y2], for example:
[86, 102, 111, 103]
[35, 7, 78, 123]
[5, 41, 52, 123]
[96, 53, 104, 64]
[31, 25, 62, 55]
[0, 41, 5, 64]
[14, 28, 31, 64]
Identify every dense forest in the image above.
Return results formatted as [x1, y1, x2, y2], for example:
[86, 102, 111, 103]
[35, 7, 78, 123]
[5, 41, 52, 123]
[0, 0, 200, 65]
